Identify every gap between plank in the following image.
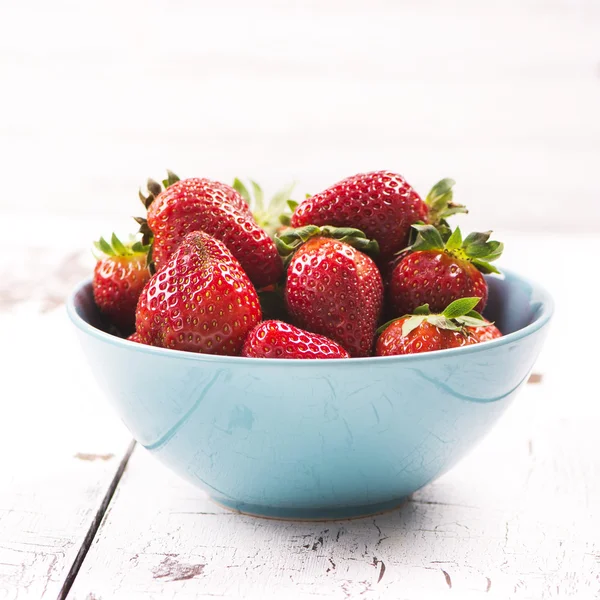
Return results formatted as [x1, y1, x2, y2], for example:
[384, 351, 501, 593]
[57, 440, 137, 600]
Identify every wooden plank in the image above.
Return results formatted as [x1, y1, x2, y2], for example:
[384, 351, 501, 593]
[0, 246, 134, 599]
[65, 385, 600, 600]
[66, 235, 600, 598]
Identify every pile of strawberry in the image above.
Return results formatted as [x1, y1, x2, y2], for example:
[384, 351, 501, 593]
[92, 170, 503, 359]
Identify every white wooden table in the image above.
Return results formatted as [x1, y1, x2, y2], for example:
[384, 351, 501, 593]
[1, 223, 599, 599]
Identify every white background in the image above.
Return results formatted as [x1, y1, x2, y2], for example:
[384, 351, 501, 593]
[1, 0, 599, 236]
[2, 3, 600, 597]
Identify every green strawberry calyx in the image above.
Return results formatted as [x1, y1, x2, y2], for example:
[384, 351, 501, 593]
[425, 178, 468, 227]
[133, 170, 180, 273]
[377, 297, 488, 337]
[232, 178, 297, 239]
[408, 224, 504, 275]
[277, 194, 311, 228]
[93, 233, 151, 260]
[134, 170, 180, 245]
[274, 225, 380, 266]
[138, 169, 180, 210]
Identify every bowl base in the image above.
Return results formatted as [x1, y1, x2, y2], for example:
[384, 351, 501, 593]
[209, 496, 408, 521]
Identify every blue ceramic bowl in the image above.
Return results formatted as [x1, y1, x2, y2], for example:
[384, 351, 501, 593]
[67, 270, 552, 519]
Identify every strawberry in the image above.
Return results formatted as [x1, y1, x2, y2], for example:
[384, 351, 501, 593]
[242, 320, 350, 359]
[378, 319, 449, 355]
[137, 172, 283, 289]
[388, 225, 503, 317]
[127, 332, 142, 343]
[276, 225, 383, 357]
[92, 234, 151, 333]
[290, 173, 466, 261]
[135, 231, 261, 355]
[468, 320, 502, 343]
[376, 297, 489, 356]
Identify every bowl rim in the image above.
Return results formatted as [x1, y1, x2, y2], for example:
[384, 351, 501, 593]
[66, 268, 554, 365]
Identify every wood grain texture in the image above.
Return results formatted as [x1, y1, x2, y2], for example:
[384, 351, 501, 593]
[0, 0, 599, 233]
[0, 245, 133, 600]
[65, 388, 600, 600]
[65, 234, 600, 599]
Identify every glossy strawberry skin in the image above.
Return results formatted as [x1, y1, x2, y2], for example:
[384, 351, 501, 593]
[376, 315, 502, 357]
[127, 331, 142, 343]
[147, 178, 282, 289]
[388, 250, 488, 317]
[468, 321, 502, 343]
[376, 320, 444, 355]
[376, 319, 473, 356]
[93, 255, 150, 333]
[291, 171, 428, 261]
[444, 329, 476, 349]
[285, 238, 383, 357]
[242, 320, 350, 359]
[135, 231, 261, 355]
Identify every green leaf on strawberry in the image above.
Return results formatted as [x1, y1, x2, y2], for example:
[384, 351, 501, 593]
[441, 296, 481, 319]
[250, 181, 265, 213]
[111, 233, 127, 255]
[233, 178, 298, 239]
[93, 233, 151, 259]
[139, 172, 179, 210]
[410, 224, 446, 251]
[94, 236, 115, 257]
[455, 311, 488, 328]
[409, 224, 503, 275]
[413, 303, 431, 315]
[400, 315, 428, 337]
[425, 178, 468, 225]
[232, 178, 251, 204]
[275, 224, 380, 267]
[162, 169, 180, 189]
[377, 297, 487, 337]
[135, 170, 181, 248]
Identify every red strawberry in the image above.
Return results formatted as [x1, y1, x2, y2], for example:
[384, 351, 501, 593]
[388, 225, 503, 317]
[276, 225, 383, 357]
[377, 319, 450, 355]
[127, 332, 142, 343]
[291, 173, 466, 261]
[135, 231, 261, 355]
[92, 234, 151, 333]
[138, 173, 282, 289]
[376, 297, 486, 356]
[242, 320, 349, 359]
[468, 320, 502, 343]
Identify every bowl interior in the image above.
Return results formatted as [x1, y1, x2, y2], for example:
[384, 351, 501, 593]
[483, 272, 548, 334]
